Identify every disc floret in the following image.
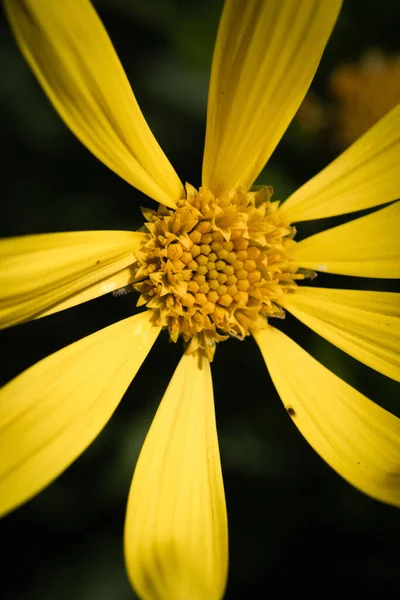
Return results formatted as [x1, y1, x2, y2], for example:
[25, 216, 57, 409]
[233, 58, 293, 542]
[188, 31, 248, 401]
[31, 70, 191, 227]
[133, 184, 302, 360]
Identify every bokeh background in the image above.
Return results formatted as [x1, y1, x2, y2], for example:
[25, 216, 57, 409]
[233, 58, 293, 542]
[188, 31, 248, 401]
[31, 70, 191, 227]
[1, 0, 400, 598]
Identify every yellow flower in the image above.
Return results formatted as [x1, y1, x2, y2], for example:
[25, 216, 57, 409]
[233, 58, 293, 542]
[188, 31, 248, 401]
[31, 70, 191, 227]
[329, 49, 400, 147]
[1, 1, 399, 599]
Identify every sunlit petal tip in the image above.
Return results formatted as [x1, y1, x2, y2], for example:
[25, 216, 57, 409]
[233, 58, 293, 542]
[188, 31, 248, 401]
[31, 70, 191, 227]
[254, 326, 400, 508]
[202, 0, 342, 197]
[292, 201, 400, 278]
[0, 310, 160, 517]
[4, 0, 183, 207]
[124, 352, 228, 600]
[0, 230, 146, 329]
[282, 287, 400, 382]
[280, 103, 400, 222]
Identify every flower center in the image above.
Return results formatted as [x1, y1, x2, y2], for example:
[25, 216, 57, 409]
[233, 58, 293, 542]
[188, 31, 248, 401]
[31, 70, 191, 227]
[133, 184, 303, 360]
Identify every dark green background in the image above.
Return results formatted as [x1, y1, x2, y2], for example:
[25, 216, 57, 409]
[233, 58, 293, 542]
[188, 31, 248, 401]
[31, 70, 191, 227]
[1, 1, 399, 598]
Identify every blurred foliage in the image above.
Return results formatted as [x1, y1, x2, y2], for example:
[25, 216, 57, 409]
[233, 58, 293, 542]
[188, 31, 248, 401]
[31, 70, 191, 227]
[1, 0, 400, 598]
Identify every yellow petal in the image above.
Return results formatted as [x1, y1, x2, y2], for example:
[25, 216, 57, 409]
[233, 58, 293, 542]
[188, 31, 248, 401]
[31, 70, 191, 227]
[279, 104, 400, 222]
[38, 266, 136, 318]
[124, 352, 228, 600]
[0, 230, 145, 329]
[202, 0, 342, 197]
[282, 287, 400, 382]
[292, 201, 400, 278]
[5, 0, 183, 208]
[0, 310, 160, 517]
[254, 326, 400, 507]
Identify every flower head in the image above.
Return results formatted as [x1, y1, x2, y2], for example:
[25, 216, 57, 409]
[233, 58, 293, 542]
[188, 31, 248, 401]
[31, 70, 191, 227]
[134, 184, 300, 360]
[1, 1, 400, 599]
[330, 49, 400, 147]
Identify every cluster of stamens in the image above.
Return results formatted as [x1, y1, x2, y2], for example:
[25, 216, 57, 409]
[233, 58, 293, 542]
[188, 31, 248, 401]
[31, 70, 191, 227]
[133, 184, 303, 360]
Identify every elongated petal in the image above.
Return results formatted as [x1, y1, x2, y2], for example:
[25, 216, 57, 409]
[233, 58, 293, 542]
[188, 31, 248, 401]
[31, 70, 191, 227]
[0, 230, 145, 329]
[254, 326, 400, 507]
[292, 201, 400, 278]
[5, 0, 183, 208]
[282, 287, 400, 382]
[279, 104, 400, 222]
[124, 352, 228, 600]
[0, 310, 160, 517]
[202, 0, 342, 197]
[38, 266, 136, 318]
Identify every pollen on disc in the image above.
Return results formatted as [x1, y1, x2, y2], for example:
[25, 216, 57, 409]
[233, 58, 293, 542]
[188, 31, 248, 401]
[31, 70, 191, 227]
[132, 184, 303, 360]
